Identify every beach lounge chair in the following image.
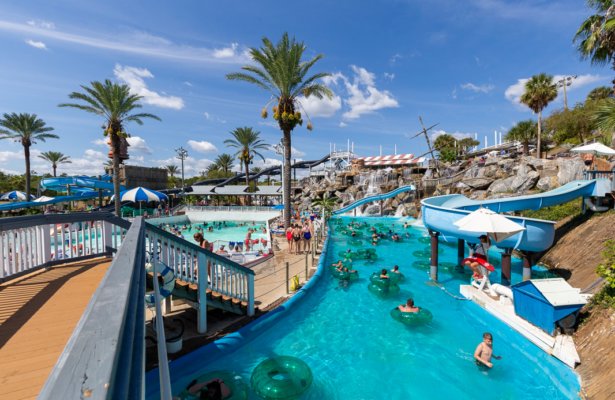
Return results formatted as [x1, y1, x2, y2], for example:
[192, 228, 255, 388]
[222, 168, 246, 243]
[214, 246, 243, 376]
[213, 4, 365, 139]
[471, 263, 494, 294]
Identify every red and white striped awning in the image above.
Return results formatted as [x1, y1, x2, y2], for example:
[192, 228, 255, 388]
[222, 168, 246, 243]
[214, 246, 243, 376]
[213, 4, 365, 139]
[358, 153, 425, 166]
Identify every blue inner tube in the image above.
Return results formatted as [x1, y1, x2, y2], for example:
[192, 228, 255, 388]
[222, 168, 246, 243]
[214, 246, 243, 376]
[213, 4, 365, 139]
[145, 262, 176, 306]
[390, 307, 433, 326]
[251, 356, 313, 400]
[176, 370, 248, 400]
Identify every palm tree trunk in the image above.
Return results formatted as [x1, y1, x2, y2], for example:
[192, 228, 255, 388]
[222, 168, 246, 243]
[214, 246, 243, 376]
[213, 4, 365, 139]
[537, 111, 542, 159]
[282, 130, 292, 228]
[523, 141, 529, 156]
[111, 134, 122, 216]
[53, 164, 57, 177]
[245, 160, 251, 206]
[24, 145, 31, 200]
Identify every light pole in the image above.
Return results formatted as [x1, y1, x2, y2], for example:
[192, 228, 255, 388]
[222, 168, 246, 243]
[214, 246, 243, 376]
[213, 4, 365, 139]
[175, 147, 188, 190]
[557, 75, 577, 110]
[272, 141, 285, 219]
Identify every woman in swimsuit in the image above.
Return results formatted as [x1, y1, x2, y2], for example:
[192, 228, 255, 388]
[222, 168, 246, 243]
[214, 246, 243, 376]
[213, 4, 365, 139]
[292, 225, 302, 255]
[286, 226, 294, 254]
[302, 223, 312, 253]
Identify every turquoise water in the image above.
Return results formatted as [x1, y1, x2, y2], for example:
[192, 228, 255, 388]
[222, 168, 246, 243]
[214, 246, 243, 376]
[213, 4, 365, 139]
[156, 220, 268, 248]
[167, 216, 580, 399]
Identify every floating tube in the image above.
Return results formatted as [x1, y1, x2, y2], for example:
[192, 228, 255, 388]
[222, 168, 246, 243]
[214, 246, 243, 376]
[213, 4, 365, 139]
[145, 262, 176, 305]
[368, 273, 400, 297]
[388, 272, 405, 284]
[390, 307, 433, 326]
[462, 257, 495, 272]
[330, 267, 359, 281]
[176, 370, 248, 400]
[411, 260, 430, 270]
[251, 356, 313, 400]
[349, 239, 363, 246]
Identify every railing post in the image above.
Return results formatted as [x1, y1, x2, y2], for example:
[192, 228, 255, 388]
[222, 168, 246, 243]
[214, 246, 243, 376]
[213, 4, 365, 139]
[305, 253, 309, 281]
[247, 273, 255, 317]
[103, 221, 113, 254]
[41, 224, 52, 265]
[197, 253, 208, 334]
[285, 261, 290, 294]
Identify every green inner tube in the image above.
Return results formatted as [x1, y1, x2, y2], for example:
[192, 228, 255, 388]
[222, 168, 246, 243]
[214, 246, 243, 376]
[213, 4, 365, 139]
[176, 371, 248, 400]
[251, 356, 313, 400]
[346, 231, 364, 238]
[390, 307, 433, 326]
[331, 267, 359, 280]
[368, 281, 401, 297]
[411, 260, 431, 270]
[349, 239, 363, 246]
[412, 250, 431, 258]
[388, 271, 405, 284]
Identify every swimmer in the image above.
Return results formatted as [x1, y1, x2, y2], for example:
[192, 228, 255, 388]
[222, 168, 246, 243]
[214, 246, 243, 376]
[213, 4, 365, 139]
[391, 265, 401, 274]
[398, 298, 419, 313]
[332, 260, 344, 270]
[379, 269, 389, 279]
[474, 332, 501, 369]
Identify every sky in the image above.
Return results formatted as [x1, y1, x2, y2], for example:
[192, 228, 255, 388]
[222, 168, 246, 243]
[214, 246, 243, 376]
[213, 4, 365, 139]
[0, 0, 610, 178]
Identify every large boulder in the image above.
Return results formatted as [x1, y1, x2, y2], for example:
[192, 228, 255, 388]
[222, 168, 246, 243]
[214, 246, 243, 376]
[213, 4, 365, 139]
[536, 176, 558, 191]
[462, 177, 494, 190]
[557, 158, 585, 185]
[488, 176, 516, 194]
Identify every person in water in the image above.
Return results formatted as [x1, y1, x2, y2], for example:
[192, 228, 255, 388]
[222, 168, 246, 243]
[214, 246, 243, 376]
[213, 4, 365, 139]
[398, 298, 419, 313]
[391, 265, 401, 274]
[332, 260, 344, 269]
[181, 377, 231, 400]
[379, 269, 389, 279]
[474, 332, 501, 369]
[465, 235, 491, 279]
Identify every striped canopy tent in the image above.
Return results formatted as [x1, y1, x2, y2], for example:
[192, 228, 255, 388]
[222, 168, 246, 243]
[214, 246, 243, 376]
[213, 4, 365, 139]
[358, 153, 425, 166]
[0, 191, 35, 201]
[111, 187, 169, 203]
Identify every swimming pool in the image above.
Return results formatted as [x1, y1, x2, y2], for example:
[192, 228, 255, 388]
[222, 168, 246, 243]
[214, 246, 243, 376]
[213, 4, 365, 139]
[154, 216, 580, 399]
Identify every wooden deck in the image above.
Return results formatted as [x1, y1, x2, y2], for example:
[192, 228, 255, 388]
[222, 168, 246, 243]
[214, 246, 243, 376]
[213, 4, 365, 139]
[0, 258, 112, 400]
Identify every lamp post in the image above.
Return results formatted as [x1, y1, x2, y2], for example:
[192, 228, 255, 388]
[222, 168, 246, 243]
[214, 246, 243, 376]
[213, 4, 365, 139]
[556, 75, 577, 110]
[272, 141, 285, 219]
[175, 147, 188, 190]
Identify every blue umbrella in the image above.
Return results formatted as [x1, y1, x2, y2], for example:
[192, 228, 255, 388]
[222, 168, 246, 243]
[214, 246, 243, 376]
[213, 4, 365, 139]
[112, 187, 168, 202]
[0, 191, 35, 201]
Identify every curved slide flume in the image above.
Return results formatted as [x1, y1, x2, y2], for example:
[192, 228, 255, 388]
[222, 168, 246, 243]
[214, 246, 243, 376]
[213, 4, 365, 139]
[421, 180, 601, 252]
[332, 185, 416, 215]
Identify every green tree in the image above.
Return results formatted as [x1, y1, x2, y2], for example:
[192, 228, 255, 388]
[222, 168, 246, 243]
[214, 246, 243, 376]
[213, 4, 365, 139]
[213, 153, 235, 175]
[505, 120, 537, 155]
[545, 103, 598, 145]
[224, 127, 269, 190]
[312, 192, 338, 222]
[38, 151, 71, 177]
[457, 137, 480, 155]
[59, 80, 160, 215]
[520, 74, 558, 158]
[433, 133, 458, 162]
[574, 1, 615, 92]
[166, 164, 179, 187]
[592, 98, 615, 146]
[586, 85, 613, 101]
[227, 33, 332, 228]
[0, 113, 58, 199]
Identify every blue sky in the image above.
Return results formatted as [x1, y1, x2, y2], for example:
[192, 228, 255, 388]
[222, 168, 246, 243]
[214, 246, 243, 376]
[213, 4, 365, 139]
[0, 0, 610, 177]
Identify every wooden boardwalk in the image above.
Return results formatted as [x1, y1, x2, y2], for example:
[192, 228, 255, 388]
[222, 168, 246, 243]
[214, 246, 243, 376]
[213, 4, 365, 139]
[0, 258, 111, 400]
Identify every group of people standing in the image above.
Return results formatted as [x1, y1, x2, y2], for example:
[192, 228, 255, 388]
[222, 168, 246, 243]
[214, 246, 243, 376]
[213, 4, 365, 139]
[285, 219, 314, 255]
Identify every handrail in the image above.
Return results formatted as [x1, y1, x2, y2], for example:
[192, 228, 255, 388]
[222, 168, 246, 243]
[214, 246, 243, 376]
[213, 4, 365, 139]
[152, 259, 173, 400]
[0, 211, 130, 231]
[39, 218, 147, 400]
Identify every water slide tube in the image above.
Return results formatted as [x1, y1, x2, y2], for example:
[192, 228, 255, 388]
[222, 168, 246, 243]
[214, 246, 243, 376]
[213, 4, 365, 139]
[421, 180, 602, 252]
[332, 185, 416, 215]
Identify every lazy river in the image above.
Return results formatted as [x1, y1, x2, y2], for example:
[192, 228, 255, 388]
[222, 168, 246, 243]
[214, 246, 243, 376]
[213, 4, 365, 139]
[158, 216, 580, 399]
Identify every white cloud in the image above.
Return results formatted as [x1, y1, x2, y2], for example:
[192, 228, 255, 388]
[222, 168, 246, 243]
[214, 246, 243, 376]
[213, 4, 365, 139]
[126, 136, 152, 154]
[203, 111, 226, 123]
[213, 42, 239, 58]
[297, 92, 342, 118]
[25, 39, 47, 49]
[431, 129, 476, 141]
[0, 150, 26, 163]
[154, 156, 214, 177]
[26, 20, 55, 30]
[93, 139, 107, 146]
[504, 74, 605, 107]
[291, 147, 305, 157]
[184, 81, 193, 87]
[204, 112, 211, 120]
[460, 82, 494, 93]
[451, 88, 458, 99]
[339, 122, 348, 128]
[0, 20, 250, 65]
[30, 149, 107, 176]
[188, 140, 217, 153]
[390, 53, 402, 64]
[384, 73, 395, 81]
[340, 66, 399, 120]
[113, 64, 184, 110]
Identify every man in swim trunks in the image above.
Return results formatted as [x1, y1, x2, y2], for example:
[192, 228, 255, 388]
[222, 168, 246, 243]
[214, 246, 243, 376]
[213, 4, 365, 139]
[474, 332, 501, 368]
[398, 298, 419, 313]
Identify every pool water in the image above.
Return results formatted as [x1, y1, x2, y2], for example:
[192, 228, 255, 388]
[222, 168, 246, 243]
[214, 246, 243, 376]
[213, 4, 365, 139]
[166, 216, 580, 399]
[163, 220, 268, 249]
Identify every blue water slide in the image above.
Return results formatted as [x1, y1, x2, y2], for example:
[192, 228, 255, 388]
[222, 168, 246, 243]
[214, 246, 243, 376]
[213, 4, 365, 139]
[332, 185, 416, 215]
[421, 180, 599, 252]
[39, 175, 122, 192]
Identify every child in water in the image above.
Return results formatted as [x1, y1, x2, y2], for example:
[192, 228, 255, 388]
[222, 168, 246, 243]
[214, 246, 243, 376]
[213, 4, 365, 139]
[474, 332, 501, 368]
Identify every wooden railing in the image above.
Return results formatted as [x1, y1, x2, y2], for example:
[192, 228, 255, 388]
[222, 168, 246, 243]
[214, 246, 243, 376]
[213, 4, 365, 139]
[0, 212, 130, 282]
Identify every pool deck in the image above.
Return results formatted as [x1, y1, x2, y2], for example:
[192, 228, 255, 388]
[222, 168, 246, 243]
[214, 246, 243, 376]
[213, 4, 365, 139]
[0, 258, 112, 400]
[459, 284, 580, 368]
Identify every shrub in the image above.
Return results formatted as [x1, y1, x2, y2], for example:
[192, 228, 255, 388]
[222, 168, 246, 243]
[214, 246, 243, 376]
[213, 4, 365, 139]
[522, 199, 582, 221]
[591, 239, 615, 309]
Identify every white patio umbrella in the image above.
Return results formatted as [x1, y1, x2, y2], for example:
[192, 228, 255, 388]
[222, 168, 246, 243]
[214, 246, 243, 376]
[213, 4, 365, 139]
[570, 142, 615, 156]
[33, 196, 55, 202]
[111, 187, 168, 202]
[454, 208, 526, 242]
[0, 191, 35, 201]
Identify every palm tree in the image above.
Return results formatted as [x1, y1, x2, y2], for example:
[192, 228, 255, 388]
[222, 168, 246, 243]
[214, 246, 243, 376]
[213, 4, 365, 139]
[586, 85, 614, 102]
[213, 153, 235, 175]
[592, 98, 615, 146]
[574, 1, 615, 92]
[505, 120, 537, 156]
[59, 80, 160, 215]
[227, 33, 332, 228]
[38, 151, 71, 177]
[312, 192, 338, 223]
[520, 74, 557, 158]
[166, 164, 179, 179]
[0, 113, 58, 199]
[224, 127, 269, 188]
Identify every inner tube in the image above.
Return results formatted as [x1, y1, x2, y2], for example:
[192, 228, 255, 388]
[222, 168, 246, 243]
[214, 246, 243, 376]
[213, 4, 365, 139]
[349, 239, 363, 246]
[412, 250, 431, 258]
[418, 236, 431, 244]
[390, 307, 433, 326]
[368, 273, 400, 297]
[330, 267, 359, 280]
[176, 370, 248, 400]
[388, 272, 405, 284]
[145, 262, 176, 306]
[462, 257, 495, 272]
[251, 356, 313, 400]
[411, 260, 430, 270]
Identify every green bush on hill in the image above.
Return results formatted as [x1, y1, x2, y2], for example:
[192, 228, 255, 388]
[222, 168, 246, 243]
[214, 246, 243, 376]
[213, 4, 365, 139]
[592, 239, 615, 309]
[521, 199, 582, 221]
